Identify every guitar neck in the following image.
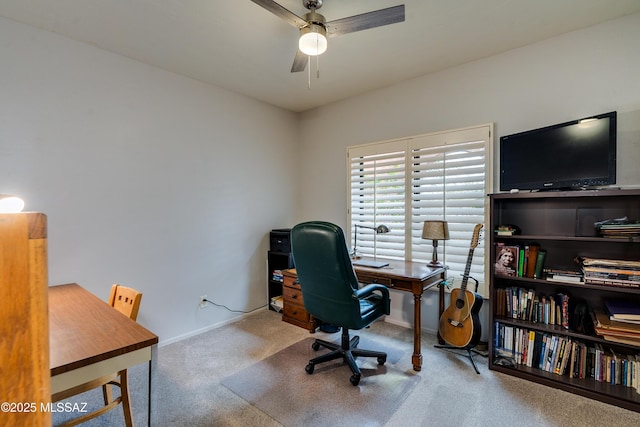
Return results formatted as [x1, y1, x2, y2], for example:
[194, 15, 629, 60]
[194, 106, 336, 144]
[459, 248, 475, 293]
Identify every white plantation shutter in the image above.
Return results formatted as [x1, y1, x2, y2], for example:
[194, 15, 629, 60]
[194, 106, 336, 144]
[348, 140, 406, 260]
[347, 124, 493, 296]
[409, 127, 489, 293]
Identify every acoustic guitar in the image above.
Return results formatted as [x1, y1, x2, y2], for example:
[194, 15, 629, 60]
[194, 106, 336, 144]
[438, 224, 483, 348]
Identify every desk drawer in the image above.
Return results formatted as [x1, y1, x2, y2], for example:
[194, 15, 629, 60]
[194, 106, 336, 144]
[357, 274, 392, 287]
[283, 302, 308, 323]
[387, 279, 412, 291]
[282, 285, 304, 304]
[283, 274, 300, 290]
[357, 274, 413, 291]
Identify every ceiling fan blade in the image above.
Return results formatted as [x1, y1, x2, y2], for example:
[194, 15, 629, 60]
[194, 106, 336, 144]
[250, 0, 308, 28]
[291, 49, 308, 73]
[326, 4, 405, 38]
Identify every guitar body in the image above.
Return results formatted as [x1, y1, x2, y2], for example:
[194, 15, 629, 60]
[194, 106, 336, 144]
[438, 223, 484, 349]
[439, 288, 483, 348]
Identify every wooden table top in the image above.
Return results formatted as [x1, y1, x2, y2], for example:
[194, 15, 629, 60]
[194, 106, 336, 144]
[353, 258, 446, 281]
[49, 283, 158, 376]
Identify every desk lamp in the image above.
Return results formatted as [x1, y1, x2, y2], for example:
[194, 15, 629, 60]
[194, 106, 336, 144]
[351, 224, 389, 260]
[422, 220, 449, 267]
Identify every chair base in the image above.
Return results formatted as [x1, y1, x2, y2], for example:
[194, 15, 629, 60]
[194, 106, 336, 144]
[305, 328, 387, 386]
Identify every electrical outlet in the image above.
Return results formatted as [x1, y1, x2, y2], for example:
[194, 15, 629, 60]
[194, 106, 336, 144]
[199, 295, 207, 309]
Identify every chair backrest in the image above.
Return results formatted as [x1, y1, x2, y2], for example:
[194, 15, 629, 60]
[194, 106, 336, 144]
[108, 284, 142, 321]
[291, 221, 365, 329]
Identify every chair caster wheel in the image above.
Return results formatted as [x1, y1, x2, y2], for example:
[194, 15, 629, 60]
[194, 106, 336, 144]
[311, 341, 320, 351]
[377, 355, 387, 365]
[305, 363, 315, 374]
[350, 374, 361, 386]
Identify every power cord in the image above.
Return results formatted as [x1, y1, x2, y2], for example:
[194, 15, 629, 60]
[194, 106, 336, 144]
[200, 298, 267, 314]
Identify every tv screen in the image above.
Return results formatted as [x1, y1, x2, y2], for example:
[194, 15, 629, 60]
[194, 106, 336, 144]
[500, 111, 617, 191]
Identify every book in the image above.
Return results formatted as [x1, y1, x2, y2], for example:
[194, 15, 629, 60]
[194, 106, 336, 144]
[559, 293, 570, 329]
[546, 274, 584, 283]
[495, 244, 519, 277]
[518, 248, 525, 277]
[544, 268, 583, 283]
[581, 257, 640, 269]
[525, 244, 540, 278]
[533, 250, 547, 279]
[605, 299, 640, 321]
[495, 225, 519, 236]
[584, 276, 640, 289]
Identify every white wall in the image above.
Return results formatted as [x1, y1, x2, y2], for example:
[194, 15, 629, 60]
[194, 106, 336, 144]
[0, 17, 299, 343]
[296, 13, 640, 334]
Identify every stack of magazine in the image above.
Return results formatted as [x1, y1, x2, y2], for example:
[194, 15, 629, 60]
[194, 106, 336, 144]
[592, 299, 640, 346]
[579, 257, 640, 289]
[596, 217, 640, 239]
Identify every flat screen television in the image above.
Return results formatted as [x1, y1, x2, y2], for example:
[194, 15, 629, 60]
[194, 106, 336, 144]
[500, 111, 617, 191]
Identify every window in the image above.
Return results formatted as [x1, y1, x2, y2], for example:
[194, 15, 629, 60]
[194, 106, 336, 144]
[348, 124, 493, 295]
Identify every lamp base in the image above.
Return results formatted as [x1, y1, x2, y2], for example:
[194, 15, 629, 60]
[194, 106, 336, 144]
[427, 260, 444, 268]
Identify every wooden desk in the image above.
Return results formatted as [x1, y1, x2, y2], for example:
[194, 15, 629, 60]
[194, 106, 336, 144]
[353, 259, 446, 371]
[49, 283, 158, 425]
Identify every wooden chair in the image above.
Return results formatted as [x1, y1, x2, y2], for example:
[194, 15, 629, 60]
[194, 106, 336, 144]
[52, 284, 142, 427]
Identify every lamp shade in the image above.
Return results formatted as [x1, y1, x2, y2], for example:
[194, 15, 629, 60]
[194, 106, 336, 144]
[422, 220, 450, 240]
[299, 24, 327, 56]
[375, 224, 390, 234]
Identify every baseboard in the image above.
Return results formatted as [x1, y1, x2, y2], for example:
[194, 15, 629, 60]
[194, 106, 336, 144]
[158, 307, 266, 347]
[382, 316, 437, 336]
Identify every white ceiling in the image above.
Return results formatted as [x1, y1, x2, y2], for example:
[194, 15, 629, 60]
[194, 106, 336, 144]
[2, 0, 640, 113]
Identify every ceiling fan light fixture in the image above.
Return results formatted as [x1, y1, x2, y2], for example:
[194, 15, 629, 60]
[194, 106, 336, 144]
[299, 23, 327, 56]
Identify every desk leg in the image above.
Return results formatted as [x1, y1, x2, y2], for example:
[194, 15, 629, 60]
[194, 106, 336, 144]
[437, 282, 445, 345]
[148, 344, 158, 427]
[412, 292, 422, 371]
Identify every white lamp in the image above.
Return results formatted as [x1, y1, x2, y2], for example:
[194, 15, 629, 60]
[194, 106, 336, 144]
[0, 195, 25, 213]
[299, 23, 327, 56]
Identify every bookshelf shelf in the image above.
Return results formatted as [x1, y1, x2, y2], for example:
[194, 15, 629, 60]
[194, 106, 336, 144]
[497, 234, 640, 243]
[491, 363, 640, 412]
[494, 275, 640, 295]
[489, 189, 640, 413]
[495, 317, 640, 351]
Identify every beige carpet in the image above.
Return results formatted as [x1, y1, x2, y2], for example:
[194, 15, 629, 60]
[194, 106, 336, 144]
[221, 335, 420, 427]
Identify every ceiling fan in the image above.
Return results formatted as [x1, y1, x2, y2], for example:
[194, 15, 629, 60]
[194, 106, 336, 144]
[251, 0, 405, 73]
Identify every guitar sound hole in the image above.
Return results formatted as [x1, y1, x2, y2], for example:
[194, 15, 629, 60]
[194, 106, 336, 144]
[455, 299, 465, 309]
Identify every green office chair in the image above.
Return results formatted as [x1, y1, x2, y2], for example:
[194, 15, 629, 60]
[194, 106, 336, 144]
[291, 221, 391, 386]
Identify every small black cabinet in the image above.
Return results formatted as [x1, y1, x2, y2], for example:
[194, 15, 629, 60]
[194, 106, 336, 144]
[268, 229, 294, 312]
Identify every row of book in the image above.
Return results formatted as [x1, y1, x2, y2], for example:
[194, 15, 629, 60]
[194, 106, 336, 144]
[494, 322, 640, 391]
[579, 257, 640, 289]
[494, 242, 546, 279]
[494, 286, 569, 328]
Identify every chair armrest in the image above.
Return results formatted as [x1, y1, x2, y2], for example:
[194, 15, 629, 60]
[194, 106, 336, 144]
[353, 283, 389, 300]
[353, 284, 391, 314]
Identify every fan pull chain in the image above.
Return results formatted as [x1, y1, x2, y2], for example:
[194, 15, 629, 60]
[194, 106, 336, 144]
[307, 56, 311, 90]
[306, 54, 320, 90]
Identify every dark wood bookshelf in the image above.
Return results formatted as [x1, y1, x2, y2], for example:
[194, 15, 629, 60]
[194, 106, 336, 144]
[489, 189, 640, 413]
